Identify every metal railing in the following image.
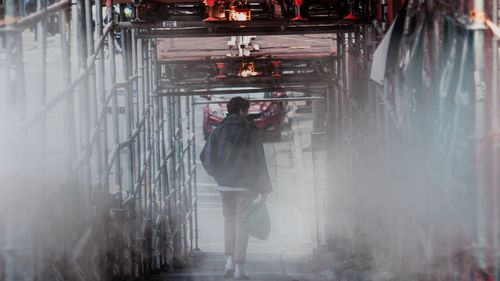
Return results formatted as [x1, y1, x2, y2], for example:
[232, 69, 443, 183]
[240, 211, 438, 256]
[0, 0, 198, 280]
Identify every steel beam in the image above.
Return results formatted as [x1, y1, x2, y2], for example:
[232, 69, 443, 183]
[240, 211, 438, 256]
[136, 25, 357, 38]
[192, 96, 325, 104]
[157, 87, 326, 96]
[160, 74, 334, 83]
[115, 19, 360, 38]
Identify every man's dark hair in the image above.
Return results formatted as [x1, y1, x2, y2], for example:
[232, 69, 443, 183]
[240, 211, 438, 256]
[227, 97, 250, 114]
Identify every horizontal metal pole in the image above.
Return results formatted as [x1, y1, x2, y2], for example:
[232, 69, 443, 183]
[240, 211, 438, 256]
[182, 143, 191, 154]
[175, 128, 181, 137]
[193, 97, 324, 105]
[77, 81, 146, 171]
[118, 111, 147, 148]
[104, 95, 149, 176]
[116, 21, 203, 29]
[0, 0, 71, 30]
[89, 22, 114, 63]
[20, 37, 132, 131]
[155, 170, 162, 183]
[159, 75, 333, 87]
[160, 83, 331, 91]
[123, 151, 153, 206]
[0, 26, 23, 33]
[166, 187, 178, 201]
[20, 68, 89, 130]
[116, 18, 358, 29]
[159, 151, 174, 173]
[107, 145, 121, 175]
[127, 19, 359, 38]
[137, 26, 355, 38]
[157, 87, 326, 97]
[183, 176, 192, 188]
[157, 56, 338, 65]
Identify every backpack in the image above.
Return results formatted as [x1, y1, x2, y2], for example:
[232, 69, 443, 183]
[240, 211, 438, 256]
[199, 128, 220, 177]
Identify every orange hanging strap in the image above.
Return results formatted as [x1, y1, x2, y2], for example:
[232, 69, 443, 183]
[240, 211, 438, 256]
[485, 19, 500, 38]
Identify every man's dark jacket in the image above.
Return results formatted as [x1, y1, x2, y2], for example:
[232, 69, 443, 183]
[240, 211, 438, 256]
[200, 114, 272, 194]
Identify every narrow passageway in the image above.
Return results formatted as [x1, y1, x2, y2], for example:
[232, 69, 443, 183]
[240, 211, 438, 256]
[166, 101, 322, 280]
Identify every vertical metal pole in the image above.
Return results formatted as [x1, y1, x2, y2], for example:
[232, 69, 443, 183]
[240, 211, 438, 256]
[127, 22, 141, 277]
[119, 5, 135, 196]
[36, 0, 47, 157]
[3, 1, 21, 279]
[191, 97, 199, 251]
[164, 93, 173, 260]
[77, 0, 92, 203]
[16, 32, 26, 124]
[137, 38, 146, 276]
[96, 0, 109, 192]
[158, 96, 167, 266]
[165, 98, 172, 264]
[5, 0, 27, 123]
[32, 1, 48, 278]
[137, 38, 144, 221]
[109, 5, 123, 204]
[144, 38, 150, 221]
[185, 95, 193, 253]
[162, 94, 170, 264]
[168, 93, 179, 261]
[152, 41, 163, 269]
[177, 94, 188, 257]
[144, 38, 154, 272]
[471, 0, 487, 267]
[109, 5, 125, 277]
[492, 0, 499, 278]
[150, 38, 157, 270]
[85, 0, 103, 191]
[132, 30, 140, 180]
[61, 4, 76, 171]
[142, 38, 150, 274]
[324, 84, 332, 245]
[311, 130, 321, 247]
[173, 94, 179, 258]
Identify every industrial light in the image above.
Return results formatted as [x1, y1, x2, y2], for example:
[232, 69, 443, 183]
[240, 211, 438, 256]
[229, 6, 251, 21]
[239, 62, 260, 77]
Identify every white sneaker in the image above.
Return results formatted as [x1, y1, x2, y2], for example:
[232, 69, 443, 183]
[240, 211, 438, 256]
[234, 263, 250, 280]
[223, 257, 235, 278]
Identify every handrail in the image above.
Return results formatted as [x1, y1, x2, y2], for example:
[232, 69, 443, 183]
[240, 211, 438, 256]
[0, 0, 71, 30]
[122, 150, 152, 206]
[20, 70, 87, 130]
[72, 80, 139, 170]
[20, 22, 115, 131]
[193, 97, 325, 105]
[87, 22, 115, 66]
[122, 148, 174, 206]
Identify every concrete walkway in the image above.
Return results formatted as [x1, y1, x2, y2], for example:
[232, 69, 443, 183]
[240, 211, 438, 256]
[152, 103, 330, 281]
[149, 251, 323, 281]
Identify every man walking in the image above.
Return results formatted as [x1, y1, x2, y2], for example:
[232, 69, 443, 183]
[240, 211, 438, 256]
[200, 96, 272, 279]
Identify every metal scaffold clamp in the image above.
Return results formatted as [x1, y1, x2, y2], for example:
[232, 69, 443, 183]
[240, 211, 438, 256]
[469, 10, 500, 38]
[469, 11, 488, 30]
